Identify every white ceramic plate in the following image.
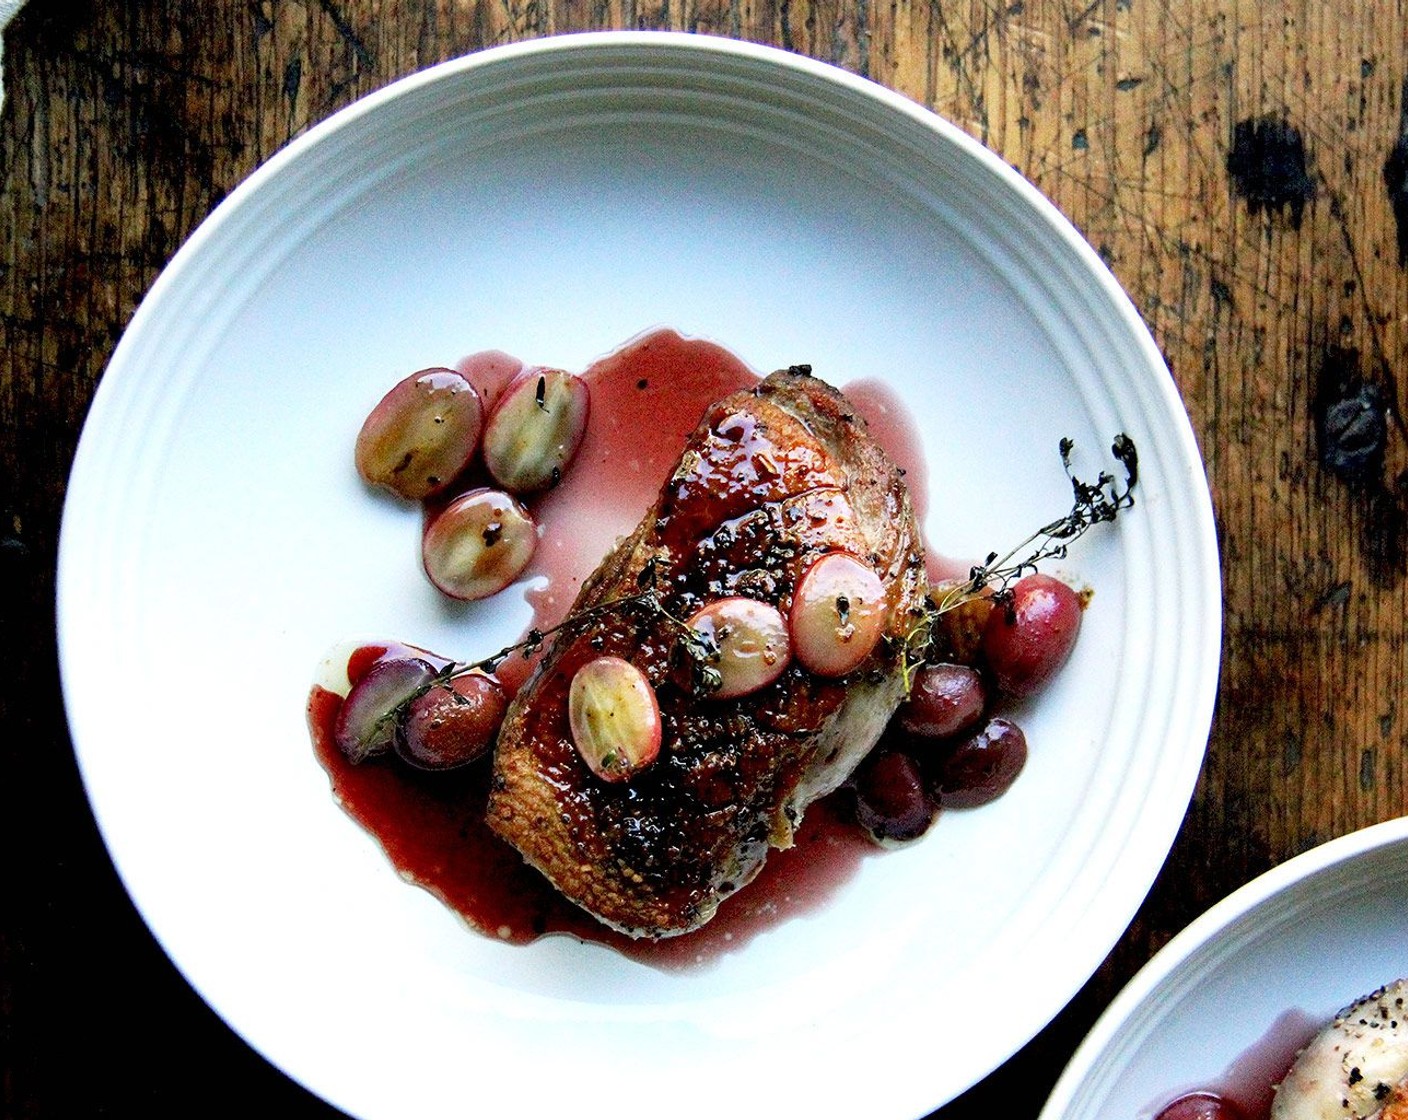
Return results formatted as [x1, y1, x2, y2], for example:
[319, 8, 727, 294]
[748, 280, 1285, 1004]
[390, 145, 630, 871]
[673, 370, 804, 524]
[57, 32, 1220, 1120]
[1041, 816, 1408, 1120]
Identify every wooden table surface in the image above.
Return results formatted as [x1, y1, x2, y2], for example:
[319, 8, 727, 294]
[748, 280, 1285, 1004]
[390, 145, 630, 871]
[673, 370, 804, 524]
[2, 2, 1405, 1117]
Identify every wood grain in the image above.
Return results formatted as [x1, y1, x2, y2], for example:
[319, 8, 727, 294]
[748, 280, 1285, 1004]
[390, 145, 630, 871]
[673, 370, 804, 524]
[2, 1, 1405, 1117]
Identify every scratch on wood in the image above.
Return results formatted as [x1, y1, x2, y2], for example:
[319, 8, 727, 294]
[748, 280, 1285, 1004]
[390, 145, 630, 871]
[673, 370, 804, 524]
[316, 0, 374, 68]
[1313, 346, 1387, 482]
[68, 46, 220, 87]
[282, 56, 302, 109]
[1326, 192, 1407, 445]
[1358, 748, 1376, 791]
[1210, 277, 1233, 312]
[1311, 580, 1352, 612]
[1312, 345, 1408, 587]
[249, 1, 274, 38]
[1065, 0, 1101, 33]
[1143, 119, 1162, 158]
[931, 0, 992, 141]
[847, 0, 871, 77]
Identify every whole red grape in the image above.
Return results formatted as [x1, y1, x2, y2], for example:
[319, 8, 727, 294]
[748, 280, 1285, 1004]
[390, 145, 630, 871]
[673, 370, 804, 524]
[396, 672, 508, 771]
[982, 573, 1083, 698]
[896, 662, 987, 740]
[853, 750, 936, 843]
[1153, 1093, 1248, 1120]
[932, 717, 1028, 808]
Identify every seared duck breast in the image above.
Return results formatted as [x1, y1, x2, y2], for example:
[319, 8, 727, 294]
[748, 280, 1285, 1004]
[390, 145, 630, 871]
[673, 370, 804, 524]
[488, 367, 926, 937]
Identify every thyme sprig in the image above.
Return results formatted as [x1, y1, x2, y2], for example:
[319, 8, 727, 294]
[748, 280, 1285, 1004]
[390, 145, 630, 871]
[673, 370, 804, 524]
[386, 433, 1137, 717]
[900, 433, 1138, 691]
[404, 585, 659, 705]
[939, 433, 1138, 614]
[395, 557, 721, 717]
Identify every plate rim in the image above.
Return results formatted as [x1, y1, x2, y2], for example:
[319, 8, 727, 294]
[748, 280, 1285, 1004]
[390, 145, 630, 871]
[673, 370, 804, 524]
[55, 29, 1224, 1120]
[1038, 814, 1408, 1120]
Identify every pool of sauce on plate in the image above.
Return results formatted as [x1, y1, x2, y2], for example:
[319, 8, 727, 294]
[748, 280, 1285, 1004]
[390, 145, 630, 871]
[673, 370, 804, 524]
[312, 327, 938, 966]
[1150, 1008, 1321, 1120]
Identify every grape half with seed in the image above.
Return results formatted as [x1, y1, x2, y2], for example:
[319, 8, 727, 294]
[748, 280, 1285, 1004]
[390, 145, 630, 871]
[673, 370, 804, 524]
[482, 367, 590, 493]
[789, 552, 887, 677]
[686, 597, 791, 699]
[354, 368, 483, 501]
[422, 487, 537, 601]
[568, 656, 661, 783]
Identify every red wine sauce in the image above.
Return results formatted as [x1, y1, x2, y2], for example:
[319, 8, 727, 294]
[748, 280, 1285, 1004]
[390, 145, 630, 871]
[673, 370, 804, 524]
[316, 329, 936, 966]
[841, 376, 973, 585]
[840, 376, 930, 524]
[311, 683, 873, 968]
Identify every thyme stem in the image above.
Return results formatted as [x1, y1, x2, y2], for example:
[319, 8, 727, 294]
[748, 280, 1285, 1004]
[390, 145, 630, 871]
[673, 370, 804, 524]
[386, 433, 1138, 715]
[427, 587, 656, 688]
[935, 434, 1137, 618]
[907, 434, 1139, 688]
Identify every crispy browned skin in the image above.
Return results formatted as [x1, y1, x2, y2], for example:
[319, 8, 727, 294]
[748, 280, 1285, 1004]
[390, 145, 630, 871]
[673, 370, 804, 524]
[487, 368, 927, 937]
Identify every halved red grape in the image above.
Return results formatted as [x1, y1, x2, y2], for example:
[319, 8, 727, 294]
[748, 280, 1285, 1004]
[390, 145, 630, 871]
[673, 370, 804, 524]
[422, 487, 537, 601]
[333, 656, 436, 764]
[482, 367, 590, 493]
[686, 597, 791, 699]
[933, 717, 1028, 808]
[395, 671, 508, 771]
[354, 368, 482, 500]
[982, 573, 1083, 698]
[790, 552, 887, 677]
[896, 662, 987, 739]
[852, 750, 936, 843]
[568, 657, 662, 782]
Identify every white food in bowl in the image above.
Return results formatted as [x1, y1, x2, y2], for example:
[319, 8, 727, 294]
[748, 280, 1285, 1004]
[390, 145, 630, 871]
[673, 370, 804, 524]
[1273, 978, 1408, 1120]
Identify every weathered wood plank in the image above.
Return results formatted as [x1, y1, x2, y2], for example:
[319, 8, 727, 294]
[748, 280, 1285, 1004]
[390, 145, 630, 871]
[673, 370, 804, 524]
[2, 1, 1404, 1115]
